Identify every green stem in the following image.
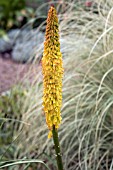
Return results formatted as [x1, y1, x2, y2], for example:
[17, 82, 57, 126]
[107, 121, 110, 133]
[52, 125, 63, 170]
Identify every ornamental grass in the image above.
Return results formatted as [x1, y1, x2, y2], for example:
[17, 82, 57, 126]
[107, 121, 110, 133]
[1, 1, 113, 170]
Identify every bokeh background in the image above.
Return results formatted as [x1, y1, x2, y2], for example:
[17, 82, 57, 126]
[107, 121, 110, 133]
[1, 0, 113, 170]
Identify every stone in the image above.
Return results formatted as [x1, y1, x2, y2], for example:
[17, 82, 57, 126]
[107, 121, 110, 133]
[0, 29, 20, 53]
[12, 30, 44, 62]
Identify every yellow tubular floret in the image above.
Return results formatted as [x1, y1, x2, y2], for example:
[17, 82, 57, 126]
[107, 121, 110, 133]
[42, 6, 63, 138]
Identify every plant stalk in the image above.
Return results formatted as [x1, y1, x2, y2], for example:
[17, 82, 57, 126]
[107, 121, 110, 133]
[52, 125, 63, 170]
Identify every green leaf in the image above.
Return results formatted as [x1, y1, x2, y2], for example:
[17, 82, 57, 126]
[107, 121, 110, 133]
[0, 29, 6, 37]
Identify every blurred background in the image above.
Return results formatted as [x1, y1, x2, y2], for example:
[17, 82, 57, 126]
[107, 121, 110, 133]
[0, 0, 92, 93]
[1, 0, 113, 170]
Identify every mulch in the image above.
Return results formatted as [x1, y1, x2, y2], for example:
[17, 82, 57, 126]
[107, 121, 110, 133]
[0, 55, 41, 94]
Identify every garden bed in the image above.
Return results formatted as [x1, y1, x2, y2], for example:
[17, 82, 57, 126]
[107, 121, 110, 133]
[0, 55, 41, 94]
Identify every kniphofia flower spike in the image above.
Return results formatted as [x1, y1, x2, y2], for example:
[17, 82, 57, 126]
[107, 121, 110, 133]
[42, 6, 63, 138]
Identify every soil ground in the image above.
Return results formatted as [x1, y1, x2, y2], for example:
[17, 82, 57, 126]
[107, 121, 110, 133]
[0, 55, 41, 94]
